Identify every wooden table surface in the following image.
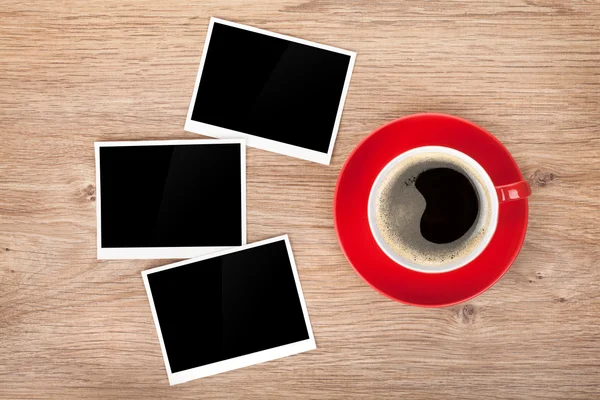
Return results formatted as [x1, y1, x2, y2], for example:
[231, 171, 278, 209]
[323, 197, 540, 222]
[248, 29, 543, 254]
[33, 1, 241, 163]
[1, 0, 599, 398]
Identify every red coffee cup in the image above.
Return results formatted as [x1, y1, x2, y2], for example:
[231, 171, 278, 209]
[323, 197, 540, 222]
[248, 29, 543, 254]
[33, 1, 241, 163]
[334, 114, 531, 307]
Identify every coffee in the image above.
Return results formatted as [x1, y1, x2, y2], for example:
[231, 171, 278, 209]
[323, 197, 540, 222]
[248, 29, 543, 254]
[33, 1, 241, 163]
[373, 152, 492, 267]
[416, 168, 479, 244]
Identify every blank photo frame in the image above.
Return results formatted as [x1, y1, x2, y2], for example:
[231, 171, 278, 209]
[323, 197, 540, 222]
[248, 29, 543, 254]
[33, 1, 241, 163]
[184, 18, 356, 165]
[142, 235, 316, 385]
[95, 139, 246, 259]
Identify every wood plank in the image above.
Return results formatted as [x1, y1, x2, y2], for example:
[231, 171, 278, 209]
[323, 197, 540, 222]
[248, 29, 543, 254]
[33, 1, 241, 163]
[1, 0, 599, 398]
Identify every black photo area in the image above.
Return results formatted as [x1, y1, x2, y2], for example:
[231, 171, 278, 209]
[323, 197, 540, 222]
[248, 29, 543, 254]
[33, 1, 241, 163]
[191, 22, 351, 154]
[99, 143, 242, 248]
[147, 240, 310, 373]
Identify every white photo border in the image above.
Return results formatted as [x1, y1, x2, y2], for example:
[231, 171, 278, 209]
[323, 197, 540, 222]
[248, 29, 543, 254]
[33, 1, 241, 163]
[141, 235, 316, 385]
[95, 139, 246, 259]
[184, 17, 357, 165]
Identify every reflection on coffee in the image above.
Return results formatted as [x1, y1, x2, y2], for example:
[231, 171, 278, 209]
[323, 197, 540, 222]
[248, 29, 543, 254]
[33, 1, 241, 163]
[416, 168, 479, 244]
[374, 152, 491, 267]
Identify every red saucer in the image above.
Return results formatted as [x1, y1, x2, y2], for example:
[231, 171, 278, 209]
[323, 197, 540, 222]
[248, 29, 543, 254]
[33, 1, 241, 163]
[334, 114, 528, 307]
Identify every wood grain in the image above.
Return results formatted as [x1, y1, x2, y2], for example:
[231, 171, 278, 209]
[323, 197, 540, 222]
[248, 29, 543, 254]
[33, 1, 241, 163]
[1, 0, 599, 398]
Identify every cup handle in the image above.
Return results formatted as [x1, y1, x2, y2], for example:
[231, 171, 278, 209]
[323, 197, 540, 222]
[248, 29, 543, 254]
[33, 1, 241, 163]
[496, 180, 531, 203]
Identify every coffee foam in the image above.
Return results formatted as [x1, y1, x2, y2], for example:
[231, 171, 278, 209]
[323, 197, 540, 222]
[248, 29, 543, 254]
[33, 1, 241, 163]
[374, 152, 492, 267]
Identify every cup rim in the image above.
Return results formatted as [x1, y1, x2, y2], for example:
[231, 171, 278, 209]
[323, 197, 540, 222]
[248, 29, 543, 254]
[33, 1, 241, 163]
[367, 145, 500, 274]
